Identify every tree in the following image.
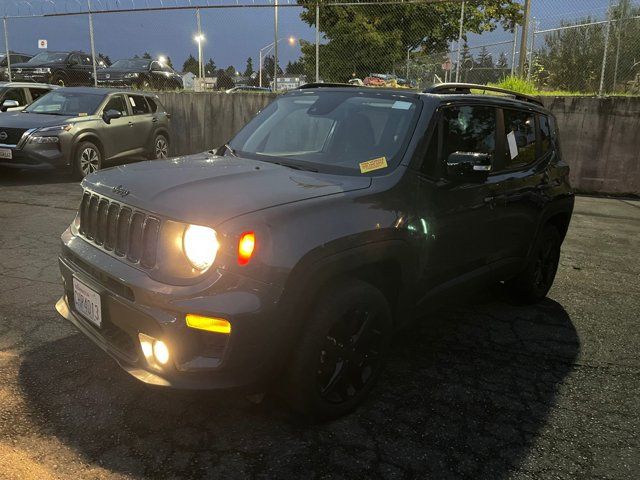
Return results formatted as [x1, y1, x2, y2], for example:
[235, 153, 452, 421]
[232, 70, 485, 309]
[182, 54, 200, 76]
[164, 56, 174, 69]
[205, 58, 216, 76]
[98, 53, 111, 66]
[262, 55, 283, 78]
[142, 52, 152, 59]
[298, 1, 523, 82]
[536, 1, 640, 93]
[286, 59, 305, 75]
[225, 65, 237, 77]
[244, 57, 254, 77]
[216, 69, 235, 89]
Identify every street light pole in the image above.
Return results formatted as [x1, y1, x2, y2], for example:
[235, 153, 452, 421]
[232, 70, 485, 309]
[315, 1, 320, 82]
[3, 18, 11, 82]
[274, 0, 279, 92]
[196, 8, 203, 80]
[87, 0, 98, 87]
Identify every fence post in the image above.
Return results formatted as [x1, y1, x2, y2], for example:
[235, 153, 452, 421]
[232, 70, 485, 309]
[3, 17, 10, 82]
[599, 3, 613, 97]
[511, 24, 518, 76]
[315, 1, 320, 82]
[87, 1, 98, 87]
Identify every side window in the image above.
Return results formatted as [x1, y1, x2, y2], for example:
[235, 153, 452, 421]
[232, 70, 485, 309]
[29, 88, 50, 102]
[503, 109, 536, 168]
[538, 114, 551, 157]
[150, 62, 160, 71]
[103, 95, 128, 117]
[69, 54, 81, 65]
[4, 88, 27, 105]
[81, 55, 93, 66]
[127, 94, 150, 115]
[146, 97, 158, 113]
[441, 105, 497, 163]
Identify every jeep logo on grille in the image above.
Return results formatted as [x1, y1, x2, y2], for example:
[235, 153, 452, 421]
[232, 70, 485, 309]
[0, 132, 7, 142]
[112, 185, 130, 197]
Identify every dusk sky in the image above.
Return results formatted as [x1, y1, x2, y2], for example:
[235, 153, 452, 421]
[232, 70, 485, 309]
[1, 0, 616, 72]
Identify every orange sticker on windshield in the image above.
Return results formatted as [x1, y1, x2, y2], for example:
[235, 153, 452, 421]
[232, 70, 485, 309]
[359, 156, 388, 173]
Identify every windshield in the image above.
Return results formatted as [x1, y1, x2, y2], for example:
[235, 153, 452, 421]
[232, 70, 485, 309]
[27, 52, 68, 64]
[110, 59, 150, 70]
[228, 91, 420, 174]
[24, 91, 105, 116]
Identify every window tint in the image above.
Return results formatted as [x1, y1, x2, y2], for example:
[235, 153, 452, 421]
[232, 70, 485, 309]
[103, 95, 128, 116]
[127, 95, 150, 115]
[29, 88, 50, 102]
[4, 88, 27, 105]
[503, 109, 536, 168]
[539, 115, 551, 156]
[146, 97, 158, 113]
[441, 105, 497, 162]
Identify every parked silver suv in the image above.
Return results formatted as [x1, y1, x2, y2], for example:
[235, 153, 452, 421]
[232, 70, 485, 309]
[0, 87, 171, 178]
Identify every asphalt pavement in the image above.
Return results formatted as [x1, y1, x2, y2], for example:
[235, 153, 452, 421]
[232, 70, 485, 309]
[0, 170, 638, 479]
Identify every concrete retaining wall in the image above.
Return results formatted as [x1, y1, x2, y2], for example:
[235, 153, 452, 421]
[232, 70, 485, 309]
[157, 92, 640, 196]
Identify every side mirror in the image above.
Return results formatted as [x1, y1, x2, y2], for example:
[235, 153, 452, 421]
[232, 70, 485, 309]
[1, 99, 20, 112]
[446, 152, 492, 182]
[103, 109, 122, 124]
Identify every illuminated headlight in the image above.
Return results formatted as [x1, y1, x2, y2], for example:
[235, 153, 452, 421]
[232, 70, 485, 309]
[33, 67, 51, 74]
[124, 72, 139, 79]
[183, 225, 219, 271]
[35, 124, 73, 134]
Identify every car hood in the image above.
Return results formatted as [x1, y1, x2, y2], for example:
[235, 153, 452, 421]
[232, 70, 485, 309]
[82, 152, 371, 226]
[0, 112, 79, 129]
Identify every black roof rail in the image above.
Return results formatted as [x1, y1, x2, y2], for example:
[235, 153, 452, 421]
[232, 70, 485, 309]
[423, 83, 543, 107]
[296, 82, 356, 89]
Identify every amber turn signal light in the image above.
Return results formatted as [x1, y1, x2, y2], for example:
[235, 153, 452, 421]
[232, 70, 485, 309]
[185, 314, 231, 334]
[238, 231, 255, 265]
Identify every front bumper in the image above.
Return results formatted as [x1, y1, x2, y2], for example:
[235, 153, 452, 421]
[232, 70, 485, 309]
[12, 72, 50, 83]
[56, 229, 288, 391]
[96, 78, 136, 87]
[0, 142, 66, 170]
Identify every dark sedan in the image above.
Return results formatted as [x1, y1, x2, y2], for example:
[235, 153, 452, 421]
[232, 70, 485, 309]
[95, 59, 183, 90]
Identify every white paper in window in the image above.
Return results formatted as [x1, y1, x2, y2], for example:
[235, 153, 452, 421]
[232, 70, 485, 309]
[507, 131, 518, 159]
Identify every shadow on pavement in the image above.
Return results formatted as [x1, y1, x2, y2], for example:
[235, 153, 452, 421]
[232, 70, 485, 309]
[19, 296, 579, 478]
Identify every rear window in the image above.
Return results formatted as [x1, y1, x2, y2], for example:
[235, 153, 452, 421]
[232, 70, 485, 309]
[127, 94, 150, 115]
[503, 109, 536, 169]
[146, 97, 158, 113]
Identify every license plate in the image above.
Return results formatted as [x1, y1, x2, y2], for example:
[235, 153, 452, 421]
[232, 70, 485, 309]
[73, 278, 102, 328]
[0, 148, 12, 159]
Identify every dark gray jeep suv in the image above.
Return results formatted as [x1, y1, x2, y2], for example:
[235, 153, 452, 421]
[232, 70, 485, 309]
[0, 87, 171, 178]
[55, 84, 574, 418]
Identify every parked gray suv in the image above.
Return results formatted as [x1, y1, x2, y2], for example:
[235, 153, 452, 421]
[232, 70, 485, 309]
[0, 87, 171, 178]
[55, 84, 574, 418]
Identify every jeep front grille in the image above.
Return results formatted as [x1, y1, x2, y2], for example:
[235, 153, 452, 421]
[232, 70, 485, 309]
[79, 192, 160, 269]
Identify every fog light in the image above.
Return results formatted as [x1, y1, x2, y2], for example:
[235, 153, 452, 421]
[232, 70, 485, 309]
[186, 314, 231, 334]
[153, 340, 170, 365]
[138, 333, 170, 368]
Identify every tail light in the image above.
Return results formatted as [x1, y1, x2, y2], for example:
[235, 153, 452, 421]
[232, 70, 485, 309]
[238, 232, 255, 265]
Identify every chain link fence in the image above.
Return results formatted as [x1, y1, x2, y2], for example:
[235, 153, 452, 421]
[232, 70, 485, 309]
[0, 0, 638, 96]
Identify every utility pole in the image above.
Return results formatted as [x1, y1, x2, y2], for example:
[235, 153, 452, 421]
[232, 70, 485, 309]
[518, 0, 531, 77]
[599, 0, 614, 97]
[511, 24, 518, 76]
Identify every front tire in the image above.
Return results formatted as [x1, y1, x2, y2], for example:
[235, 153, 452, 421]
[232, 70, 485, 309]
[282, 279, 392, 420]
[506, 225, 562, 304]
[51, 73, 68, 87]
[149, 134, 169, 159]
[72, 141, 102, 180]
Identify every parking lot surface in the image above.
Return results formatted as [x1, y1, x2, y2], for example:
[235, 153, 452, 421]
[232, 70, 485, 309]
[0, 170, 638, 479]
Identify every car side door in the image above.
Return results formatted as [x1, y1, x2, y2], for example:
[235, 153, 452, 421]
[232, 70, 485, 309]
[415, 102, 506, 293]
[68, 54, 92, 85]
[99, 94, 136, 159]
[125, 94, 155, 154]
[487, 107, 553, 265]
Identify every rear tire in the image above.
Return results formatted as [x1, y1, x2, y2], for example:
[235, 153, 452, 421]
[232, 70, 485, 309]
[282, 279, 392, 420]
[72, 141, 102, 180]
[505, 225, 562, 304]
[51, 73, 68, 87]
[149, 134, 169, 159]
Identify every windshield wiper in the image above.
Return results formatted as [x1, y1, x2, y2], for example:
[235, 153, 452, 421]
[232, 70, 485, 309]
[270, 161, 318, 173]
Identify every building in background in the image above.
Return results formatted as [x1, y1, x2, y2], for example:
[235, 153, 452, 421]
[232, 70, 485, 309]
[270, 75, 308, 91]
